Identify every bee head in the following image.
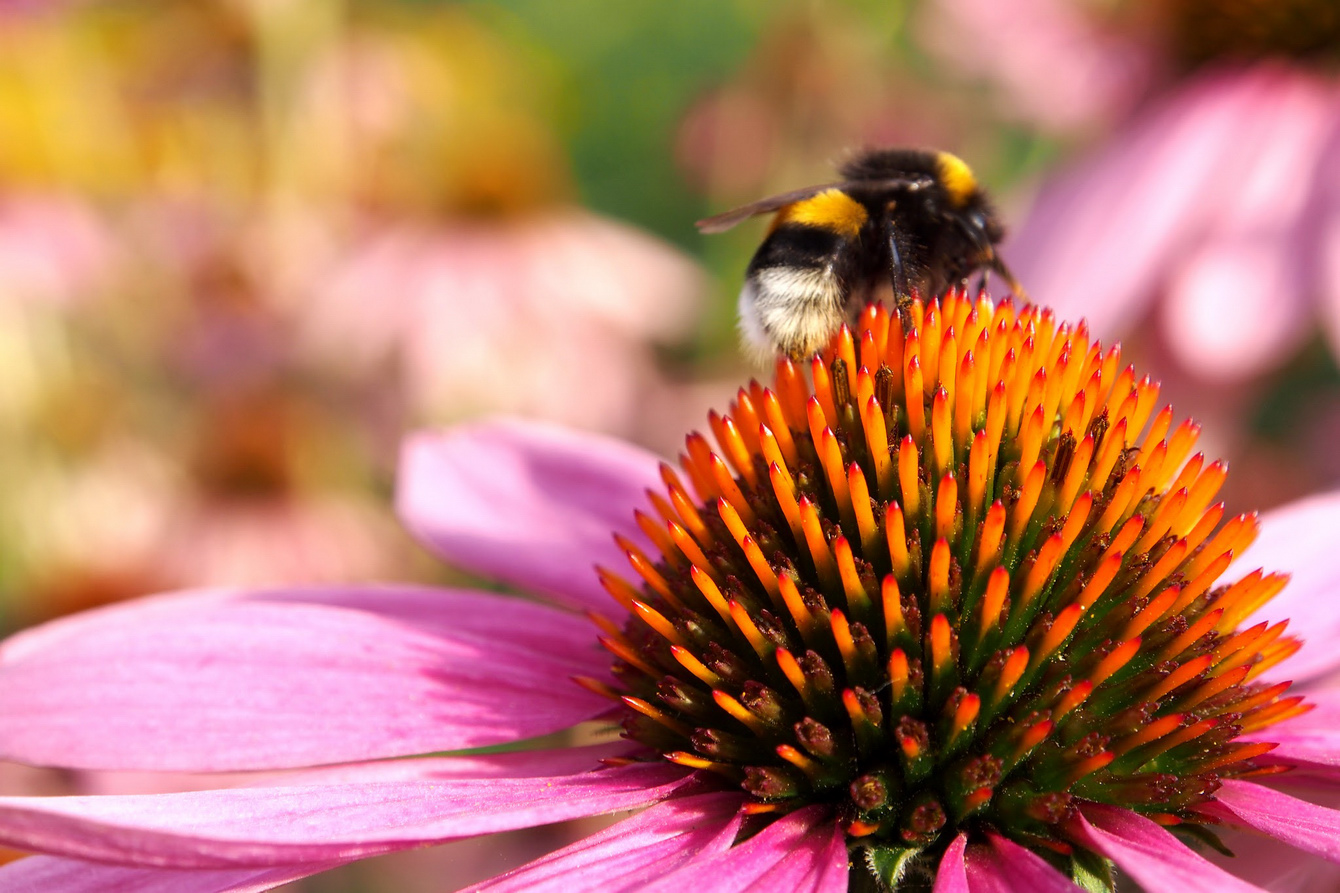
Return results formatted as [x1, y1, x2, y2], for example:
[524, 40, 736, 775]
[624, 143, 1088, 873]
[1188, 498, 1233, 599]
[929, 151, 1003, 249]
[967, 205, 1005, 247]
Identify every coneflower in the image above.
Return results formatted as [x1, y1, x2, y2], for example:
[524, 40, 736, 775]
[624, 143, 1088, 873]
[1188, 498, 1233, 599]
[0, 295, 1337, 892]
[591, 292, 1306, 887]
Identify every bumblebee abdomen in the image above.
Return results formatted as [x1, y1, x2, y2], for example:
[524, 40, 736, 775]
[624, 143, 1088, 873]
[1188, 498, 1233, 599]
[739, 216, 862, 360]
[746, 223, 851, 275]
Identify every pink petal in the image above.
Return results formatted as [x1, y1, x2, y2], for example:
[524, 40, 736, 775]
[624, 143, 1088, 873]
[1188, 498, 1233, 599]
[933, 833, 969, 893]
[1010, 68, 1299, 343]
[1071, 804, 1266, 892]
[466, 792, 745, 892]
[1200, 780, 1340, 864]
[640, 807, 847, 892]
[1209, 795, 1340, 891]
[0, 760, 689, 868]
[296, 742, 641, 784]
[1160, 70, 1333, 379]
[1311, 88, 1340, 361]
[1233, 488, 1340, 683]
[792, 821, 851, 893]
[396, 419, 664, 614]
[1162, 238, 1308, 378]
[1242, 687, 1340, 771]
[0, 586, 611, 771]
[965, 834, 1081, 892]
[0, 856, 340, 893]
[1206, 777, 1340, 884]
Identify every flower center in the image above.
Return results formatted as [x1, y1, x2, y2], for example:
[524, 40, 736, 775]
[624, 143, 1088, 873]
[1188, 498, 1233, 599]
[191, 388, 297, 501]
[586, 293, 1305, 883]
[1159, 0, 1340, 68]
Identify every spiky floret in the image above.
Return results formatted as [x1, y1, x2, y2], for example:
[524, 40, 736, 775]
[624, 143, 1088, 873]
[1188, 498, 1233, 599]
[583, 293, 1307, 878]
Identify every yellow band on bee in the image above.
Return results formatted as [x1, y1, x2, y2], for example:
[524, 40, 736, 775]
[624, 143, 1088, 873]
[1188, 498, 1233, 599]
[935, 152, 978, 208]
[777, 189, 868, 239]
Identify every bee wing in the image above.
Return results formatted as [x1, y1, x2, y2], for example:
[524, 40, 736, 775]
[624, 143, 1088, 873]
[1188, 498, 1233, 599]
[696, 177, 934, 234]
[695, 183, 845, 233]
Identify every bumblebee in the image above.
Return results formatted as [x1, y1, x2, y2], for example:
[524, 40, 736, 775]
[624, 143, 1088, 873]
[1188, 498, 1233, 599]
[698, 148, 1022, 359]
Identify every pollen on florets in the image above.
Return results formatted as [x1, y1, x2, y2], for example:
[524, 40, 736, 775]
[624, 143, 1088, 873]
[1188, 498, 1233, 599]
[579, 292, 1308, 880]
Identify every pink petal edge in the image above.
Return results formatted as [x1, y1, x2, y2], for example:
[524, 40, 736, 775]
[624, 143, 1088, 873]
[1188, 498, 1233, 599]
[1071, 803, 1266, 893]
[1160, 69, 1333, 379]
[639, 806, 847, 892]
[0, 856, 340, 893]
[1236, 488, 1340, 683]
[465, 791, 746, 892]
[226, 741, 640, 790]
[932, 833, 969, 893]
[965, 834, 1081, 892]
[0, 757, 690, 868]
[1242, 687, 1340, 772]
[396, 419, 665, 615]
[0, 585, 610, 772]
[1200, 779, 1340, 864]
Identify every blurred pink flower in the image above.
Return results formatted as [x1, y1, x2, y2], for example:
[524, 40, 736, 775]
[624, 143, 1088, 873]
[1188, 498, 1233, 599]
[151, 491, 406, 590]
[297, 211, 705, 432]
[0, 193, 113, 307]
[0, 203, 413, 612]
[917, 0, 1155, 131]
[0, 415, 1338, 890]
[1010, 64, 1340, 379]
[147, 387, 410, 590]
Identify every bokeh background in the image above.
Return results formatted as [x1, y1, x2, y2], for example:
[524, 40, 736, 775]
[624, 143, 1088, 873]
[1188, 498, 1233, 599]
[0, 0, 1337, 888]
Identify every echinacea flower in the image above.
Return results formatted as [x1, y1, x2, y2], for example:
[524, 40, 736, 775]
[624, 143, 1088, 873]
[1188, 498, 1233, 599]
[916, 0, 1154, 132]
[4, 294, 1340, 890]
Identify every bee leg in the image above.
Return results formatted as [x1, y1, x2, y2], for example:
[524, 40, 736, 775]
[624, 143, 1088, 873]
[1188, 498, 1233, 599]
[888, 225, 914, 329]
[974, 268, 990, 295]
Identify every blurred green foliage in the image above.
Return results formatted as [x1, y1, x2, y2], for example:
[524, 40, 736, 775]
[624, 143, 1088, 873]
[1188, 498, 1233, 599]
[467, 0, 768, 245]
